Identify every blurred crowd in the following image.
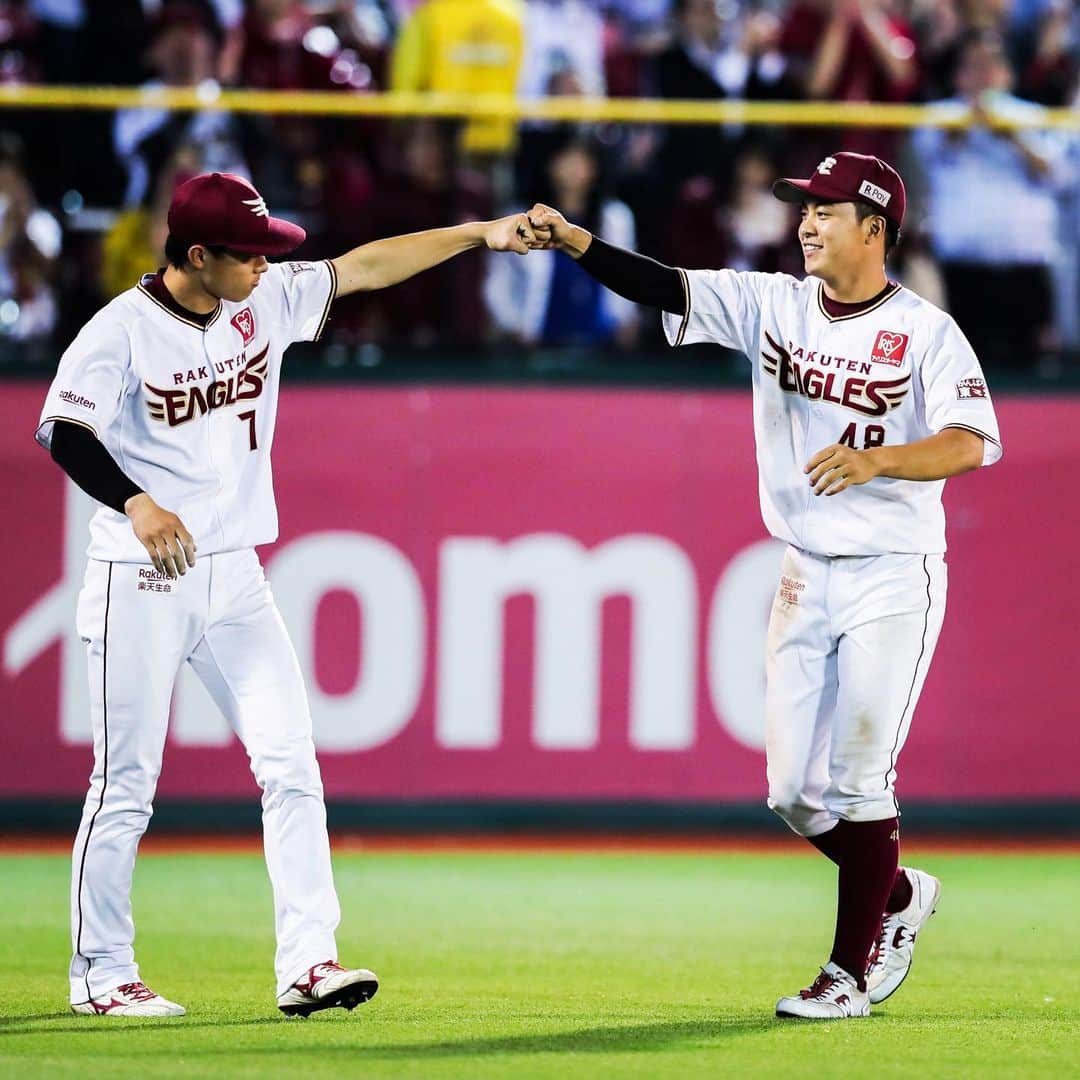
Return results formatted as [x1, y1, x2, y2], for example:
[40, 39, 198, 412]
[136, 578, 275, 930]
[0, 0, 1077, 370]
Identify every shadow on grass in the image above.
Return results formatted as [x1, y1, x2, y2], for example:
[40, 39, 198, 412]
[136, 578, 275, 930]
[355, 1018, 779, 1058]
[0, 1016, 281, 1037]
[0, 1016, 774, 1055]
[0, 1013, 74, 1027]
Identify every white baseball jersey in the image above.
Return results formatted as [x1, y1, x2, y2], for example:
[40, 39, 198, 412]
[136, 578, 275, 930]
[663, 271, 1002, 556]
[37, 259, 337, 561]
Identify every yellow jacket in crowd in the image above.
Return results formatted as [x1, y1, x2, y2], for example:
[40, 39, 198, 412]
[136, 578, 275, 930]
[391, 0, 525, 155]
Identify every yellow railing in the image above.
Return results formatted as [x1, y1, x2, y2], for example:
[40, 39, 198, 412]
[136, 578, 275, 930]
[0, 85, 1076, 129]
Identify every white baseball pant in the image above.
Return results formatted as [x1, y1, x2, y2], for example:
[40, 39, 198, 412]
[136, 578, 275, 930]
[69, 549, 340, 1003]
[765, 545, 947, 837]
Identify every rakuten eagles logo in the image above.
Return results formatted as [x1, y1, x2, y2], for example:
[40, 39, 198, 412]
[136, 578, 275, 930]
[762, 332, 910, 417]
[143, 344, 269, 426]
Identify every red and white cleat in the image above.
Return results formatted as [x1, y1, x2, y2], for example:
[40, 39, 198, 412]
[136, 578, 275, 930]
[277, 961, 379, 1018]
[775, 962, 870, 1020]
[71, 981, 186, 1017]
[867, 866, 941, 1004]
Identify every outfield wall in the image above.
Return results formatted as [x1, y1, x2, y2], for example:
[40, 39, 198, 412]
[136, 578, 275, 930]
[2, 383, 1078, 819]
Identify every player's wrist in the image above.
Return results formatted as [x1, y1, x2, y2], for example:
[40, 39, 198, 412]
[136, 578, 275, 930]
[862, 446, 891, 479]
[468, 221, 493, 250]
[562, 225, 593, 260]
[124, 491, 152, 518]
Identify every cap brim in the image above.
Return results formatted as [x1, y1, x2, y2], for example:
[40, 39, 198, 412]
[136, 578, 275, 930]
[772, 178, 901, 227]
[242, 217, 306, 256]
[772, 178, 811, 204]
[772, 178, 857, 206]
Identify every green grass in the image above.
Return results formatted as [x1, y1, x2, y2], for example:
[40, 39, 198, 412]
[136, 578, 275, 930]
[1, 849, 1077, 1079]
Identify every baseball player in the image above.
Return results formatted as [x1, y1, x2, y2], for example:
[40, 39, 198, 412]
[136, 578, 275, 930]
[38, 172, 537, 1018]
[527, 152, 1001, 1019]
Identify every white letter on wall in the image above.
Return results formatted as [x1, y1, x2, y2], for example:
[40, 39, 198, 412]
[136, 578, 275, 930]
[268, 532, 425, 751]
[437, 534, 696, 751]
[707, 538, 785, 751]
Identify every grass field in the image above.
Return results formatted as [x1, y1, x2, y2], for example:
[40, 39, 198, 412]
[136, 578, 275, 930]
[1, 847, 1077, 1079]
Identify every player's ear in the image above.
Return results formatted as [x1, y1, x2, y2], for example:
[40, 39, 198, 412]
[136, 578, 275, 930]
[188, 244, 208, 269]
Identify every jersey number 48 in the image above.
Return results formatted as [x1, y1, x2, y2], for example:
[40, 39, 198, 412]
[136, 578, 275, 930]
[839, 423, 885, 450]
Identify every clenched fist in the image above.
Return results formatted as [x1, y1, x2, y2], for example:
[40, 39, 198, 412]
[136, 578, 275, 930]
[484, 213, 539, 255]
[524, 204, 593, 258]
[124, 493, 197, 578]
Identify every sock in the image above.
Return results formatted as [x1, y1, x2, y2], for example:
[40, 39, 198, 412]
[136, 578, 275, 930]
[807, 818, 900, 992]
[884, 868, 913, 914]
[812, 828, 913, 912]
[809, 823, 845, 866]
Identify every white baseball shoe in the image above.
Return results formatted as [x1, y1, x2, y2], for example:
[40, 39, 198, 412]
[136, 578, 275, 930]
[775, 962, 870, 1020]
[70, 981, 186, 1017]
[277, 961, 379, 1018]
[866, 866, 941, 1004]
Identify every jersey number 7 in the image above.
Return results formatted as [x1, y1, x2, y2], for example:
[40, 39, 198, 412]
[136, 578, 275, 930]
[238, 410, 257, 451]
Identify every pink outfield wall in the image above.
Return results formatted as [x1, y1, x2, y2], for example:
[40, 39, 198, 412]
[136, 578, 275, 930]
[1, 383, 1076, 803]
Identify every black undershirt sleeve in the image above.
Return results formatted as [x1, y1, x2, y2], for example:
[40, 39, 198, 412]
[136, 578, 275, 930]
[574, 236, 687, 316]
[50, 420, 143, 515]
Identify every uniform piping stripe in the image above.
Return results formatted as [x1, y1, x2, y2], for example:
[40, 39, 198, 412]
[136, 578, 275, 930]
[42, 416, 99, 440]
[941, 423, 1001, 448]
[816, 281, 901, 323]
[74, 561, 113, 1002]
[314, 260, 338, 341]
[884, 556, 933, 812]
[673, 268, 691, 347]
[136, 283, 221, 331]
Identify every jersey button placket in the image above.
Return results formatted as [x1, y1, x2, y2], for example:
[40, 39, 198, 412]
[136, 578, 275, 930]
[203, 322, 227, 550]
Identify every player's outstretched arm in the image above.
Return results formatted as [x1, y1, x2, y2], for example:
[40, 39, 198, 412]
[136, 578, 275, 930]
[330, 215, 536, 297]
[525, 204, 686, 315]
[805, 428, 986, 496]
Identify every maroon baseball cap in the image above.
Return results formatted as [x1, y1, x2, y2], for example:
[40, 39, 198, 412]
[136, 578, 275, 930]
[772, 152, 906, 229]
[167, 172, 306, 255]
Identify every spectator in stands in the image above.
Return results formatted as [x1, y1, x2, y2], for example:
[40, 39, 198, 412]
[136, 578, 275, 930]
[906, 0, 967, 100]
[780, 0, 918, 102]
[519, 0, 606, 99]
[1017, 0, 1076, 106]
[240, 0, 365, 90]
[100, 146, 199, 298]
[652, 0, 735, 204]
[206, 0, 244, 84]
[653, 0, 792, 203]
[28, 0, 76, 83]
[486, 134, 638, 347]
[603, 0, 672, 33]
[667, 140, 797, 275]
[780, 0, 918, 162]
[113, 3, 248, 207]
[391, 0, 525, 159]
[911, 29, 1071, 369]
[0, 135, 61, 341]
[348, 118, 492, 345]
[240, 0, 376, 206]
[325, 0, 394, 88]
[1061, 73, 1080, 349]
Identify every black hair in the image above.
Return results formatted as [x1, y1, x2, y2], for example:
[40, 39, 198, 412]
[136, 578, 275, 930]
[164, 235, 229, 268]
[853, 202, 900, 257]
